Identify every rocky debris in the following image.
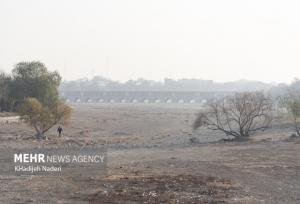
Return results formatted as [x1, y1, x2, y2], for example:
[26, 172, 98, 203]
[0, 116, 20, 124]
[72, 174, 243, 204]
[113, 131, 130, 136]
[189, 137, 200, 144]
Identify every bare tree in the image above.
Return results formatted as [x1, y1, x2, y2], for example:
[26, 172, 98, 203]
[193, 92, 273, 139]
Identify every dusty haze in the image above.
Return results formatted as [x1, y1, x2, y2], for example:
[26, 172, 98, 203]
[1, 0, 300, 83]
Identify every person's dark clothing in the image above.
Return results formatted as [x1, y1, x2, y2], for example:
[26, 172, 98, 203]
[57, 126, 63, 137]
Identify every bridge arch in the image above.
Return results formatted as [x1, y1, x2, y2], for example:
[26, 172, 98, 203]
[132, 99, 139, 103]
[166, 99, 173, 103]
[201, 99, 207, 105]
[189, 99, 196, 103]
[155, 99, 161, 103]
[178, 99, 185, 103]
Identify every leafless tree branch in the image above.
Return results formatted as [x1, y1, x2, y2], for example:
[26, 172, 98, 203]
[193, 92, 273, 139]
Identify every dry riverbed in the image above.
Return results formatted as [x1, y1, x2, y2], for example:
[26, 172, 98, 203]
[0, 104, 299, 203]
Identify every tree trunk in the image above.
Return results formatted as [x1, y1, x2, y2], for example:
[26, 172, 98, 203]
[34, 128, 46, 140]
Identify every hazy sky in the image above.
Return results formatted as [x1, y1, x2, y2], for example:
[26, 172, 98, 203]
[1, 0, 300, 83]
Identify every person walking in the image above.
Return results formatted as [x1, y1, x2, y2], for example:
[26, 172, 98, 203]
[57, 126, 63, 137]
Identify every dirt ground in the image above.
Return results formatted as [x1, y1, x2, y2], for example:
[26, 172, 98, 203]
[0, 103, 299, 204]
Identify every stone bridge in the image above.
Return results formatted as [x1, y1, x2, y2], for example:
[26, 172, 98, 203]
[60, 91, 232, 104]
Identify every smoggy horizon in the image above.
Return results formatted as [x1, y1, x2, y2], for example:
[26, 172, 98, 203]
[1, 0, 300, 83]
[0, 61, 297, 85]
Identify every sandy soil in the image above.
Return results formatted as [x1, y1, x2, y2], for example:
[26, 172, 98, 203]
[0, 104, 299, 204]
